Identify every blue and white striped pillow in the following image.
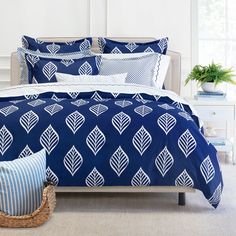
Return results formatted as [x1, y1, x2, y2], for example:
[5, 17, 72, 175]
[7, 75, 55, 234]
[0, 149, 46, 216]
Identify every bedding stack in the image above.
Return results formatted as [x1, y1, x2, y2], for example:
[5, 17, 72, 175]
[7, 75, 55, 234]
[0, 36, 223, 209]
[18, 36, 170, 88]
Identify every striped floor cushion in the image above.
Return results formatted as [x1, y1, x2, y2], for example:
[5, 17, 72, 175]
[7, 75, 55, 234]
[0, 149, 46, 216]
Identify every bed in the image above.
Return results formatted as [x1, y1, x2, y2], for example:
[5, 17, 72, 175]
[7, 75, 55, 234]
[3, 37, 223, 208]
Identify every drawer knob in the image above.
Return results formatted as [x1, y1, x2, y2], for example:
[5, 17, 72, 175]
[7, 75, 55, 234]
[212, 112, 216, 115]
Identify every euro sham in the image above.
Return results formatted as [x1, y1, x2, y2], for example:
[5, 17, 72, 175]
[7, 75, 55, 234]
[22, 36, 92, 53]
[25, 54, 101, 84]
[18, 47, 92, 84]
[98, 37, 169, 54]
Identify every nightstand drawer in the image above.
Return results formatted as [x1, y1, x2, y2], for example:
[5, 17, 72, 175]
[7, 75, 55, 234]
[194, 105, 235, 121]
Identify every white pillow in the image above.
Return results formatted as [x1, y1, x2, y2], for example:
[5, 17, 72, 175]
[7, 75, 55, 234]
[95, 52, 170, 89]
[55, 73, 127, 84]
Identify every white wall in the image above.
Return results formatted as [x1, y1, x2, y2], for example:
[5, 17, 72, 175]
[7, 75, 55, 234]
[0, 0, 193, 96]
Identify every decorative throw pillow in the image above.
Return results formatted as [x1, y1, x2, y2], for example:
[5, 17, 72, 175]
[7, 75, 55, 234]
[55, 73, 127, 84]
[0, 149, 46, 216]
[98, 53, 170, 88]
[25, 54, 101, 84]
[18, 47, 92, 84]
[98, 37, 169, 54]
[22, 36, 92, 53]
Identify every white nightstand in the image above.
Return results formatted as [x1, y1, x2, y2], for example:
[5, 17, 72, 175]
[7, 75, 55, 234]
[185, 98, 236, 164]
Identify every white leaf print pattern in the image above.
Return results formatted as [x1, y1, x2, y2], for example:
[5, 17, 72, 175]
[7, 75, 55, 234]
[26, 54, 40, 67]
[25, 94, 39, 100]
[208, 183, 222, 206]
[131, 168, 151, 186]
[71, 99, 89, 107]
[110, 146, 129, 177]
[42, 62, 57, 81]
[114, 100, 133, 108]
[22, 36, 29, 49]
[111, 47, 122, 54]
[35, 39, 44, 44]
[155, 146, 174, 177]
[112, 93, 120, 98]
[200, 156, 215, 184]
[158, 38, 168, 53]
[20, 110, 39, 134]
[132, 126, 152, 156]
[91, 92, 103, 102]
[65, 41, 75, 46]
[40, 125, 59, 155]
[172, 101, 185, 111]
[153, 95, 161, 101]
[86, 126, 106, 155]
[61, 59, 74, 67]
[89, 104, 108, 116]
[10, 100, 24, 104]
[79, 39, 91, 51]
[178, 112, 193, 121]
[175, 169, 194, 188]
[46, 167, 59, 186]
[32, 77, 38, 84]
[65, 111, 85, 134]
[0, 125, 13, 155]
[132, 93, 144, 102]
[27, 99, 46, 107]
[0, 105, 18, 116]
[44, 104, 63, 116]
[178, 129, 197, 158]
[125, 42, 138, 52]
[63, 146, 83, 176]
[157, 113, 177, 135]
[98, 37, 106, 52]
[51, 94, 66, 102]
[68, 92, 79, 99]
[86, 167, 104, 187]
[158, 104, 174, 110]
[78, 61, 92, 75]
[134, 105, 153, 117]
[18, 145, 33, 158]
[144, 47, 154, 52]
[112, 112, 131, 135]
[46, 43, 60, 54]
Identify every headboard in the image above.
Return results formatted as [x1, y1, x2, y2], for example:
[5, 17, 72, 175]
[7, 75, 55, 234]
[10, 37, 181, 95]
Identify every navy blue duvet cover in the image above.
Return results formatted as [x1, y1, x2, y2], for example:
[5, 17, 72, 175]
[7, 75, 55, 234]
[0, 83, 223, 208]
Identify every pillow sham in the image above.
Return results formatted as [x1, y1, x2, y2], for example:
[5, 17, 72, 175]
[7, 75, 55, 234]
[22, 36, 92, 53]
[18, 47, 92, 84]
[55, 73, 127, 84]
[98, 37, 169, 54]
[17, 48, 92, 84]
[25, 54, 101, 84]
[0, 149, 46, 216]
[98, 53, 170, 88]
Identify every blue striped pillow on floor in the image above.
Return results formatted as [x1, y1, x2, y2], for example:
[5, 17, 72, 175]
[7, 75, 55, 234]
[0, 149, 46, 216]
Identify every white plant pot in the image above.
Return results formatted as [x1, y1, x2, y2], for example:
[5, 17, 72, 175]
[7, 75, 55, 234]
[201, 82, 221, 92]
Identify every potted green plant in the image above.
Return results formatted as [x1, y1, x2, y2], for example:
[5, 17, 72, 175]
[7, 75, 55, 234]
[185, 62, 235, 92]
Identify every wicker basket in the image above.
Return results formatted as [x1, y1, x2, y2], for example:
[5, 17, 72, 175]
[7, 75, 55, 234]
[0, 185, 56, 228]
